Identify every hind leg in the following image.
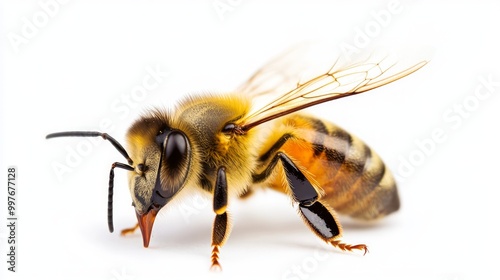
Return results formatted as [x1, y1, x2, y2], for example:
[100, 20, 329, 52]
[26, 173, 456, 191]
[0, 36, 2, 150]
[255, 152, 367, 254]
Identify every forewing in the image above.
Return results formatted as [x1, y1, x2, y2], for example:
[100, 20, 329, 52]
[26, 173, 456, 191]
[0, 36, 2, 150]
[237, 43, 324, 98]
[237, 52, 427, 131]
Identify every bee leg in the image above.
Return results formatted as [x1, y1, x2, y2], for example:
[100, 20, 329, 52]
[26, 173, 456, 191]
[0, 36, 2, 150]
[238, 188, 253, 199]
[210, 167, 231, 271]
[120, 223, 139, 236]
[299, 202, 368, 255]
[279, 153, 368, 255]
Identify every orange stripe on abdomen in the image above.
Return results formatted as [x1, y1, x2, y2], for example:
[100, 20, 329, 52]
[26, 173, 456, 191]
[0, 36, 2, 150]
[268, 114, 399, 220]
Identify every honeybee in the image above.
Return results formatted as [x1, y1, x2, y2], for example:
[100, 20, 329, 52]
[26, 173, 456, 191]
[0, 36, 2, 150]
[46, 46, 427, 270]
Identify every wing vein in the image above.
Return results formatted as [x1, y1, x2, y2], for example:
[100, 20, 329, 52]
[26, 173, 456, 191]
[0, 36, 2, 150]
[236, 49, 428, 132]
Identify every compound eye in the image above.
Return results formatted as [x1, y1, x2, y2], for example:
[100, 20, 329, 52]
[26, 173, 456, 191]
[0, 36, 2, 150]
[155, 128, 171, 146]
[154, 130, 191, 203]
[164, 131, 189, 173]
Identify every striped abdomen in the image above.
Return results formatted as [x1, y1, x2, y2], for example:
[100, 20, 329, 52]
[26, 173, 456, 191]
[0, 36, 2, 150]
[258, 114, 400, 220]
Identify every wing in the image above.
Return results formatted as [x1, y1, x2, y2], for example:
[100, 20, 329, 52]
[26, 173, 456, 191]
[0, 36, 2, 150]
[236, 52, 427, 132]
[237, 43, 319, 98]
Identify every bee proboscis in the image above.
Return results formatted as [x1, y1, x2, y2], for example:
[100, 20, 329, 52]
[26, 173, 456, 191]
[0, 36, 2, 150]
[47, 46, 427, 270]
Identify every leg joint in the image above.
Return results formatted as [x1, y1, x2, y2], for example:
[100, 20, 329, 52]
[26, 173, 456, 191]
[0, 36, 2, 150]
[278, 153, 318, 205]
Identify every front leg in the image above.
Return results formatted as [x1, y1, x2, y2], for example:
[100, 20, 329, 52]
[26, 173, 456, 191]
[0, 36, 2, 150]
[120, 223, 139, 236]
[210, 167, 231, 271]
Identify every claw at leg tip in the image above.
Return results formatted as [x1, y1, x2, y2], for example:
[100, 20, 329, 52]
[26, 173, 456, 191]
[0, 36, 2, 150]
[210, 263, 222, 272]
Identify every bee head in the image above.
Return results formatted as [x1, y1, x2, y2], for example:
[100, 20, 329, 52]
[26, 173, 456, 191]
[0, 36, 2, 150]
[126, 114, 192, 247]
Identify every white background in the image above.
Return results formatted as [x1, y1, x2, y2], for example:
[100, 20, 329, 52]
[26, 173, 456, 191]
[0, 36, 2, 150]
[1, 1, 500, 279]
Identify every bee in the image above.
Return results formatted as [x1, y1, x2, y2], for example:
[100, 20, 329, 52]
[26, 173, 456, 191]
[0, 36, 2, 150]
[46, 46, 427, 270]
